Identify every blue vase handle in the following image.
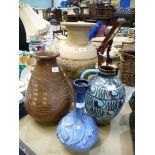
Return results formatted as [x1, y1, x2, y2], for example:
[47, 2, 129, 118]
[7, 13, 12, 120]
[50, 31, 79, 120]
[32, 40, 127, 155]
[80, 69, 99, 79]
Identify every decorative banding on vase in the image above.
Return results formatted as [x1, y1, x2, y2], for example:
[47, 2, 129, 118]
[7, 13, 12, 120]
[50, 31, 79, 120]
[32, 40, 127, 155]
[58, 42, 97, 60]
[57, 57, 97, 80]
[57, 57, 97, 71]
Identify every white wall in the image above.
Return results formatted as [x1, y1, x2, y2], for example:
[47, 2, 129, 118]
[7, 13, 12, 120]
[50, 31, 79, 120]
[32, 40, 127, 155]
[21, 0, 52, 9]
[54, 0, 62, 8]
[54, 0, 70, 8]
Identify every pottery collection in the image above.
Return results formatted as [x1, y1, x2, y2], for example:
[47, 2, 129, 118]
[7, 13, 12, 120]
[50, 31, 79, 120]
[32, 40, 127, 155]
[24, 51, 72, 123]
[56, 79, 98, 152]
[80, 65, 126, 125]
[21, 21, 134, 152]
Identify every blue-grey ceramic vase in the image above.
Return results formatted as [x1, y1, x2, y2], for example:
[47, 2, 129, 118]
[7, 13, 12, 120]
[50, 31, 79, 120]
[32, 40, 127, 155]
[80, 65, 126, 125]
[56, 79, 98, 152]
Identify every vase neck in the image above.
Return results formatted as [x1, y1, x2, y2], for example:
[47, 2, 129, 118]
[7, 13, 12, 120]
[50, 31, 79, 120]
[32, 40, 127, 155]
[67, 28, 89, 44]
[32, 51, 59, 65]
[73, 91, 86, 120]
[98, 65, 117, 77]
[73, 79, 90, 120]
[61, 22, 96, 44]
[37, 57, 57, 65]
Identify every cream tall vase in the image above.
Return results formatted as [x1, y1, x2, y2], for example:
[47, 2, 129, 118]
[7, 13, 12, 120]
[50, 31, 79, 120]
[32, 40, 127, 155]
[57, 22, 98, 87]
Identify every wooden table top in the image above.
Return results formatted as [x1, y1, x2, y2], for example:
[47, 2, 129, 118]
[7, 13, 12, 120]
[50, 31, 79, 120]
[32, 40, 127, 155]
[19, 102, 133, 155]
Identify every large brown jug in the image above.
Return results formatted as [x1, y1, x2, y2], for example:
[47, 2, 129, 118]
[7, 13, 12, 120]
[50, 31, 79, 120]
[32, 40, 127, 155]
[24, 51, 72, 123]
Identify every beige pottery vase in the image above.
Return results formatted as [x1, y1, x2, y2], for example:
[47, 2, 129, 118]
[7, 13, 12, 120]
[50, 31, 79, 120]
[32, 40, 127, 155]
[57, 22, 98, 87]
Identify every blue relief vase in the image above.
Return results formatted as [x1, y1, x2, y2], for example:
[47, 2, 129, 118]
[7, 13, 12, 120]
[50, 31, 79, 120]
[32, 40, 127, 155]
[56, 79, 98, 152]
[80, 65, 126, 125]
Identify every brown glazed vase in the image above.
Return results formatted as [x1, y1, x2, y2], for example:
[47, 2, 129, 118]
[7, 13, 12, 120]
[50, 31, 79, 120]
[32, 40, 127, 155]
[24, 51, 72, 123]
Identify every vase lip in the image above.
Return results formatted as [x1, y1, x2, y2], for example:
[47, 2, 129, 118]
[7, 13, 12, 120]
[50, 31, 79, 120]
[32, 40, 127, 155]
[32, 51, 60, 60]
[61, 22, 97, 27]
[73, 79, 90, 88]
[99, 65, 117, 76]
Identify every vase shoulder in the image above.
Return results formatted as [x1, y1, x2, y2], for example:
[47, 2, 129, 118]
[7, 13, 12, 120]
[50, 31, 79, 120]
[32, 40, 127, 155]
[90, 75, 124, 88]
[59, 41, 97, 60]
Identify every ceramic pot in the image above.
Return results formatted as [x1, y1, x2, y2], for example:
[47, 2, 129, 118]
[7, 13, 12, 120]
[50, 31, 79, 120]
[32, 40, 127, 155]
[56, 79, 98, 152]
[24, 51, 72, 123]
[57, 22, 98, 85]
[80, 65, 126, 125]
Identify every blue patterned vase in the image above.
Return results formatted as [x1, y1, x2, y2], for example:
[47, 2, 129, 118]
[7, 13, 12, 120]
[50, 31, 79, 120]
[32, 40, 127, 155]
[80, 65, 126, 125]
[56, 79, 98, 152]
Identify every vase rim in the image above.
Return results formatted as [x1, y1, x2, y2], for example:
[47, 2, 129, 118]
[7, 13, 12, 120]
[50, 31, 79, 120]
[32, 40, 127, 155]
[73, 79, 90, 88]
[32, 51, 60, 60]
[61, 22, 97, 27]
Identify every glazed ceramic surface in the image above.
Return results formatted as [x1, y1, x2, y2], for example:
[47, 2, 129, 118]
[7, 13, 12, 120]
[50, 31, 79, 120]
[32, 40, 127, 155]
[24, 51, 72, 123]
[80, 66, 126, 125]
[56, 79, 98, 152]
[57, 22, 98, 82]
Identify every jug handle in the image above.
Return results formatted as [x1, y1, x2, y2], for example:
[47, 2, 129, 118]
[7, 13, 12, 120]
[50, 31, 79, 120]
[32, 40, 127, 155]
[80, 69, 99, 79]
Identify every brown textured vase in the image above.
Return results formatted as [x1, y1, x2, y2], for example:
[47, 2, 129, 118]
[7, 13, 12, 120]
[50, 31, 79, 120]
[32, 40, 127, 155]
[24, 51, 72, 123]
